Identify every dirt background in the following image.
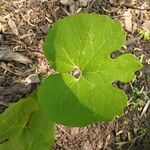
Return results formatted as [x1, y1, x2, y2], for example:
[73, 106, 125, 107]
[0, 0, 150, 150]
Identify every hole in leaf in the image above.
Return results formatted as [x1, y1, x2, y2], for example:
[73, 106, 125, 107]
[112, 81, 132, 94]
[110, 50, 122, 59]
[69, 67, 81, 79]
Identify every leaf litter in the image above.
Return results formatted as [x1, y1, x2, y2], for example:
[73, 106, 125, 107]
[0, 46, 32, 65]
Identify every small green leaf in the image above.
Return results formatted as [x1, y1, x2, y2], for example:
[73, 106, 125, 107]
[38, 13, 142, 126]
[0, 93, 54, 150]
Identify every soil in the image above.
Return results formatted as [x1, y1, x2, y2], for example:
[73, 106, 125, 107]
[0, 0, 150, 150]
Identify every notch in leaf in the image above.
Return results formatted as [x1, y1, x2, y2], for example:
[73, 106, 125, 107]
[38, 13, 142, 127]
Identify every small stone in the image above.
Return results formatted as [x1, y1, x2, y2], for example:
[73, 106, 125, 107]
[25, 74, 40, 84]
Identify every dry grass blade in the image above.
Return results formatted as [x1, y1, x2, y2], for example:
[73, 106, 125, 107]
[0, 62, 22, 76]
[141, 100, 150, 117]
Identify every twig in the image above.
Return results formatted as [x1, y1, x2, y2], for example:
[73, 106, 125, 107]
[127, 133, 145, 150]
[56, 124, 71, 137]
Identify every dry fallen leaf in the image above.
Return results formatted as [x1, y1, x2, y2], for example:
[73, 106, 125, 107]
[8, 18, 19, 35]
[10, 52, 33, 64]
[0, 22, 6, 32]
[0, 46, 32, 64]
[70, 127, 80, 135]
[124, 10, 132, 32]
[0, 16, 7, 23]
[82, 141, 92, 150]
[142, 20, 150, 30]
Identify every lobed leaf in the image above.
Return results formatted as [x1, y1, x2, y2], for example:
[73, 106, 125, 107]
[38, 13, 142, 126]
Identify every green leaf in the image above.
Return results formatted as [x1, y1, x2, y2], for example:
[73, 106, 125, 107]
[0, 93, 54, 150]
[38, 13, 142, 126]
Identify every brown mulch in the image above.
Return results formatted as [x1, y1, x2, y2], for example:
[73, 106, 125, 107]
[0, 0, 150, 149]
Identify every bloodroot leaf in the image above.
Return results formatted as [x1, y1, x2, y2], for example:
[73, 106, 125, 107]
[0, 93, 54, 150]
[38, 13, 142, 126]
